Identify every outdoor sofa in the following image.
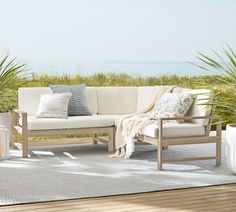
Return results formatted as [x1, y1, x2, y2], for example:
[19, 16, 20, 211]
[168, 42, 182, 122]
[11, 86, 221, 170]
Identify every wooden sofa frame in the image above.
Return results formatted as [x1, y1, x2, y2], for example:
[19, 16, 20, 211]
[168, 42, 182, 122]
[11, 110, 221, 171]
[11, 110, 115, 158]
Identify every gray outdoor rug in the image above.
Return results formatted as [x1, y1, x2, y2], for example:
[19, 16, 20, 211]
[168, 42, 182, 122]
[0, 137, 236, 206]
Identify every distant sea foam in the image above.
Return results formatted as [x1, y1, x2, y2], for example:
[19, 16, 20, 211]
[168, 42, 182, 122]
[27, 61, 220, 76]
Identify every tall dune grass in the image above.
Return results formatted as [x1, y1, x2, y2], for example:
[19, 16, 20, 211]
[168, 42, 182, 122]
[29, 73, 225, 87]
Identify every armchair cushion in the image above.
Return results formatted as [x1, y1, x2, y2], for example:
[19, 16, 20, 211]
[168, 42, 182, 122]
[141, 122, 205, 138]
[185, 89, 213, 126]
[173, 88, 213, 126]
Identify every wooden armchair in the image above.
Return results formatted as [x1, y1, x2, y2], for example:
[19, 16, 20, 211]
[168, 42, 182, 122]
[138, 114, 222, 170]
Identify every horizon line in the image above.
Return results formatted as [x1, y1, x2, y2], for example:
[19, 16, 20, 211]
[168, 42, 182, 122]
[26, 60, 203, 64]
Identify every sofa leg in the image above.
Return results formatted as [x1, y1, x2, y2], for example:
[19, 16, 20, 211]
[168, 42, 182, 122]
[158, 146, 162, 171]
[157, 138, 163, 170]
[22, 113, 28, 158]
[11, 111, 18, 149]
[108, 128, 115, 153]
[22, 135, 28, 158]
[216, 121, 222, 166]
[162, 145, 168, 150]
[158, 119, 163, 170]
[11, 128, 19, 149]
[93, 134, 98, 144]
[216, 139, 221, 166]
[11, 126, 19, 149]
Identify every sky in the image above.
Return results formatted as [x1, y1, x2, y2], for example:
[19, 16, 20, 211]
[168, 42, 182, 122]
[0, 0, 235, 62]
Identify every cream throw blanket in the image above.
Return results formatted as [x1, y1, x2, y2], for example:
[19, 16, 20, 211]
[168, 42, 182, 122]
[109, 86, 175, 159]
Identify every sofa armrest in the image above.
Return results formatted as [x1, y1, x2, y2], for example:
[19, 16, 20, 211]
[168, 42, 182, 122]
[157, 115, 221, 124]
[157, 115, 222, 125]
[157, 115, 212, 122]
[12, 109, 27, 116]
[157, 115, 222, 138]
[12, 109, 28, 128]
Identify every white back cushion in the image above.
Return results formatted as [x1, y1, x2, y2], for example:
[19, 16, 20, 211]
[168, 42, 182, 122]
[137, 86, 159, 112]
[96, 87, 138, 115]
[19, 87, 52, 116]
[18, 87, 98, 115]
[85, 87, 98, 114]
[19, 86, 212, 123]
[182, 88, 213, 126]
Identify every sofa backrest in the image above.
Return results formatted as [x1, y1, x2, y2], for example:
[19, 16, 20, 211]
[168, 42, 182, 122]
[18, 86, 214, 127]
[18, 87, 98, 116]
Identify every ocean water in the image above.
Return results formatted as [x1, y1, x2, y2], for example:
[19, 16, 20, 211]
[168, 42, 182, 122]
[28, 61, 220, 76]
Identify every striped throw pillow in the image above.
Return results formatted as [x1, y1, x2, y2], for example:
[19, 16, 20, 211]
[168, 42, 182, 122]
[50, 84, 92, 116]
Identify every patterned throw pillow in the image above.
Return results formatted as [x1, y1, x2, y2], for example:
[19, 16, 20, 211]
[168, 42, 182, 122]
[50, 84, 92, 116]
[35, 93, 72, 119]
[149, 93, 194, 123]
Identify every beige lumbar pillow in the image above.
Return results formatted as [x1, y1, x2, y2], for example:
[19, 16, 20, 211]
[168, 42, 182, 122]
[35, 93, 72, 119]
[149, 93, 194, 123]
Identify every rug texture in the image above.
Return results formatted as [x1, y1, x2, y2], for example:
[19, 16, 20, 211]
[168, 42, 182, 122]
[0, 137, 236, 206]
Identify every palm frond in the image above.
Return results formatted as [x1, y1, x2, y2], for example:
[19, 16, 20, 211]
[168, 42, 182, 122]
[192, 44, 236, 122]
[0, 51, 30, 112]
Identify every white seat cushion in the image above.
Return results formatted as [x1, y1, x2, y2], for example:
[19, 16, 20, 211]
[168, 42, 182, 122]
[20, 115, 123, 130]
[141, 122, 205, 138]
[101, 115, 124, 126]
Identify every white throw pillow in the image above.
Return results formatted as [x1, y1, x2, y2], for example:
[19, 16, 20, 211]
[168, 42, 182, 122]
[149, 93, 194, 123]
[35, 93, 72, 119]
